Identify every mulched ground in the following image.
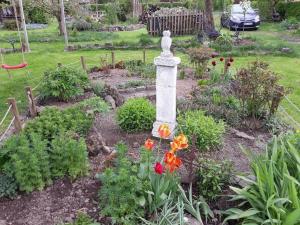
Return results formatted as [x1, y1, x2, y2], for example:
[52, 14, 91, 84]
[0, 70, 272, 225]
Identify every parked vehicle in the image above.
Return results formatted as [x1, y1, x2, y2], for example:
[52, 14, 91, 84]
[221, 4, 260, 30]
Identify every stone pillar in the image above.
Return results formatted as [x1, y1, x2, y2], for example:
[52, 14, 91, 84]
[152, 31, 181, 139]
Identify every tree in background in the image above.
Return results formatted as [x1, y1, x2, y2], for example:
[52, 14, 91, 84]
[204, 0, 216, 33]
[24, 0, 83, 35]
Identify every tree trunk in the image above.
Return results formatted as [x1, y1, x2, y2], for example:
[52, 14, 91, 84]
[204, 0, 215, 32]
[56, 14, 63, 36]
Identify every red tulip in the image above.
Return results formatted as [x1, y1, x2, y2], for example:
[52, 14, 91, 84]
[230, 57, 234, 62]
[220, 57, 224, 62]
[212, 61, 217, 66]
[154, 162, 164, 175]
[227, 62, 231, 67]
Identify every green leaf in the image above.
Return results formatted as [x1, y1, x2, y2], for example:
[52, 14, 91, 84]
[284, 209, 300, 225]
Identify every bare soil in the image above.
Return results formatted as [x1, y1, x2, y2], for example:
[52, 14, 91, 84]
[90, 69, 198, 99]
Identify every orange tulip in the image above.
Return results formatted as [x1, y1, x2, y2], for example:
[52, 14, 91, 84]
[144, 139, 154, 151]
[164, 151, 175, 164]
[158, 124, 171, 139]
[164, 151, 182, 173]
[173, 134, 189, 150]
[170, 141, 179, 152]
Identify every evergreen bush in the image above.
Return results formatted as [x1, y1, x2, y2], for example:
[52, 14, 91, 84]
[116, 98, 155, 132]
[177, 110, 225, 152]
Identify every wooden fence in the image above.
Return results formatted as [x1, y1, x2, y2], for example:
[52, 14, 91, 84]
[147, 11, 204, 36]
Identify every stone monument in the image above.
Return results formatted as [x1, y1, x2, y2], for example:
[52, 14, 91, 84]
[152, 31, 181, 139]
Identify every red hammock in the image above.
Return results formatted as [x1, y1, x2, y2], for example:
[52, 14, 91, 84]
[1, 63, 28, 70]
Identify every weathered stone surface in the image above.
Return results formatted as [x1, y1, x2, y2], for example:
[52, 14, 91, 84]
[232, 128, 255, 140]
[178, 165, 196, 184]
[183, 215, 201, 225]
[152, 31, 181, 139]
[281, 47, 291, 53]
[104, 84, 124, 107]
[232, 174, 256, 188]
[86, 128, 107, 156]
[104, 95, 116, 109]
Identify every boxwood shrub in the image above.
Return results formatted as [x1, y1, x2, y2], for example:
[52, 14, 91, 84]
[116, 98, 155, 132]
[177, 110, 225, 152]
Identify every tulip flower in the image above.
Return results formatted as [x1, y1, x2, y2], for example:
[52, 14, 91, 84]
[220, 57, 224, 62]
[164, 151, 182, 173]
[212, 61, 216, 66]
[154, 162, 164, 175]
[144, 139, 154, 151]
[158, 124, 171, 139]
[173, 134, 189, 150]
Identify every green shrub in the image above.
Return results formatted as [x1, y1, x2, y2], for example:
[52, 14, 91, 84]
[61, 212, 100, 225]
[2, 134, 50, 192]
[211, 33, 233, 52]
[3, 20, 17, 30]
[224, 134, 300, 224]
[277, 1, 300, 20]
[187, 47, 214, 78]
[77, 97, 110, 114]
[0, 173, 17, 198]
[50, 133, 89, 180]
[125, 60, 156, 78]
[24, 106, 93, 140]
[91, 81, 106, 97]
[98, 143, 148, 225]
[116, 98, 155, 132]
[196, 159, 232, 201]
[26, 7, 49, 24]
[104, 3, 119, 24]
[257, 0, 272, 21]
[70, 18, 92, 31]
[177, 110, 225, 151]
[0, 99, 98, 194]
[139, 34, 154, 47]
[280, 17, 299, 30]
[234, 60, 286, 119]
[39, 67, 89, 101]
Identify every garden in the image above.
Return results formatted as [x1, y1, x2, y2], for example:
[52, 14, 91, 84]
[0, 0, 300, 225]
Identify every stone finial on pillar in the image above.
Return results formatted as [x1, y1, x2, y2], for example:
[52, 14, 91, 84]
[152, 31, 181, 139]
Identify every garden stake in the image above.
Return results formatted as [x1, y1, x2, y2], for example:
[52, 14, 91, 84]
[7, 98, 22, 133]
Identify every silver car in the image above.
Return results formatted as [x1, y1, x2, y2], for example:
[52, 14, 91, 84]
[221, 4, 260, 30]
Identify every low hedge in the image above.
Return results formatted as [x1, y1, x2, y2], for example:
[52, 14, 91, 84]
[277, 2, 300, 20]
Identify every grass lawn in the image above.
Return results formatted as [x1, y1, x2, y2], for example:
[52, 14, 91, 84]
[0, 21, 299, 131]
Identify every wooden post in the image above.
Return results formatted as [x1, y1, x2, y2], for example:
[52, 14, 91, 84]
[15, 0, 30, 52]
[80, 56, 87, 71]
[111, 51, 115, 69]
[25, 86, 37, 117]
[7, 98, 22, 133]
[143, 49, 146, 64]
[60, 0, 69, 48]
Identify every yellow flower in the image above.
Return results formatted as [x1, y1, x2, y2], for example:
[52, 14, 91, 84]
[158, 124, 171, 139]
